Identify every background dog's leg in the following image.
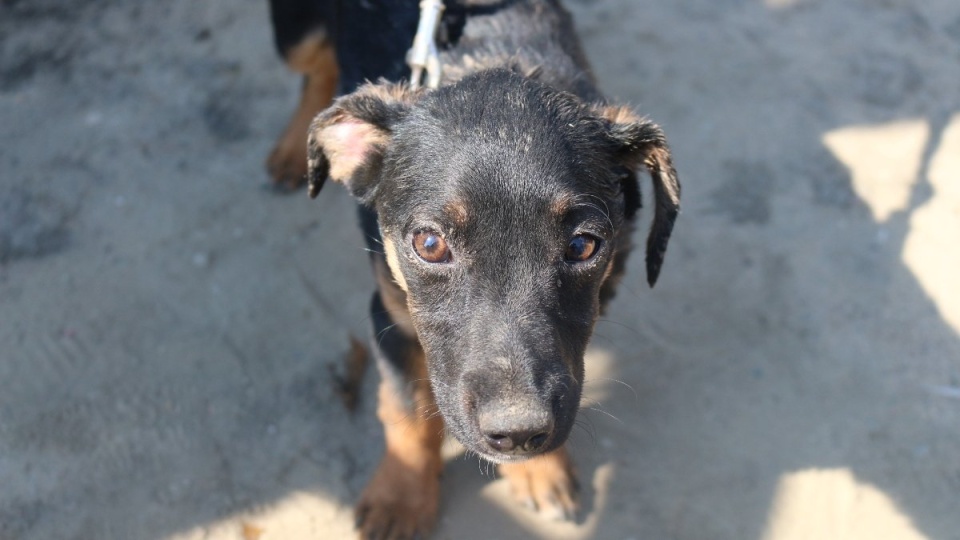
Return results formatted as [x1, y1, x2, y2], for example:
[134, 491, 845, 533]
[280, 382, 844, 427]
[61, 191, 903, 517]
[267, 31, 339, 188]
[356, 290, 444, 540]
[498, 446, 580, 521]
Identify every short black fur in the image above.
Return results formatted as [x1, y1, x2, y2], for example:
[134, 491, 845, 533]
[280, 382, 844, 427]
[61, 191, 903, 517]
[308, 55, 679, 462]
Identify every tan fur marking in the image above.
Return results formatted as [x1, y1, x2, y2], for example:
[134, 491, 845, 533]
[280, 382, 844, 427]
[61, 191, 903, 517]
[361, 80, 425, 103]
[602, 257, 616, 283]
[375, 359, 442, 469]
[382, 236, 410, 293]
[284, 31, 331, 73]
[596, 104, 643, 125]
[444, 200, 469, 227]
[267, 33, 338, 186]
[550, 194, 575, 219]
[356, 350, 443, 538]
[498, 446, 579, 520]
[372, 257, 416, 335]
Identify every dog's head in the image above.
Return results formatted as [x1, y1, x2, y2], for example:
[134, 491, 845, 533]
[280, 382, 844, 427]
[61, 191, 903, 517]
[308, 69, 679, 462]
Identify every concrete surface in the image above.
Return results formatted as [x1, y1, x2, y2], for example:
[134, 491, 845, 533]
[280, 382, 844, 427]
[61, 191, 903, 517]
[1, 0, 959, 539]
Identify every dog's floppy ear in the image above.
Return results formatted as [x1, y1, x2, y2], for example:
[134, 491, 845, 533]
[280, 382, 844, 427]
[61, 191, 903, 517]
[595, 105, 681, 287]
[306, 82, 422, 202]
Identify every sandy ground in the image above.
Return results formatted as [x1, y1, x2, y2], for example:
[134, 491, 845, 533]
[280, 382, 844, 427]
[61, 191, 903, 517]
[2, 0, 959, 539]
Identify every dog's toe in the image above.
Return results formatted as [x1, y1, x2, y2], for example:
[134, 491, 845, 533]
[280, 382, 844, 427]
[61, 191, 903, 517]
[498, 447, 580, 521]
[356, 500, 432, 540]
[354, 453, 440, 540]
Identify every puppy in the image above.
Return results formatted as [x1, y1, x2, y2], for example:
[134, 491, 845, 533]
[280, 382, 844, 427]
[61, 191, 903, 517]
[302, 1, 680, 538]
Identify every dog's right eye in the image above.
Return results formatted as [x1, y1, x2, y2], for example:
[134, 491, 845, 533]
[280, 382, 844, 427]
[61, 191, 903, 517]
[412, 230, 451, 263]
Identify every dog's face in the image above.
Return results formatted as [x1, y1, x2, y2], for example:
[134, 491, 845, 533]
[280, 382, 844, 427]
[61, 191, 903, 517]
[308, 69, 679, 462]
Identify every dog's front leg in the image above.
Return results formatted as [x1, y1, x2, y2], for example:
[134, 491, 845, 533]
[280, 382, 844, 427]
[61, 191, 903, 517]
[498, 446, 580, 521]
[356, 288, 444, 540]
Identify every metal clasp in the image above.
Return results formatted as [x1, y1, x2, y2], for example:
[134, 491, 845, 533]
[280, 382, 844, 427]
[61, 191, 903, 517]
[407, 0, 444, 90]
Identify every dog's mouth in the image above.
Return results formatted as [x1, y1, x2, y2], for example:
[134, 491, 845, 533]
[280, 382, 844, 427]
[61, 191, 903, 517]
[472, 447, 543, 465]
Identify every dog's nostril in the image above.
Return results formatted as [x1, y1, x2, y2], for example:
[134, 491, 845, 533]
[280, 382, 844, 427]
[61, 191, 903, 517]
[482, 427, 552, 454]
[525, 431, 549, 451]
[477, 400, 555, 455]
[486, 433, 515, 452]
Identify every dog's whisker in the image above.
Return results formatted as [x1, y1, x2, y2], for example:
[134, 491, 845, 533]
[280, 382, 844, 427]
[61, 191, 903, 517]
[572, 194, 615, 232]
[418, 406, 442, 421]
[414, 404, 439, 419]
[572, 420, 598, 447]
[595, 317, 642, 336]
[375, 323, 399, 347]
[377, 323, 400, 338]
[584, 377, 639, 402]
[413, 401, 436, 413]
[583, 406, 624, 425]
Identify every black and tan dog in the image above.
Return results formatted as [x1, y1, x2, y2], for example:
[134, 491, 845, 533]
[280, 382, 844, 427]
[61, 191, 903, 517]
[269, 1, 680, 538]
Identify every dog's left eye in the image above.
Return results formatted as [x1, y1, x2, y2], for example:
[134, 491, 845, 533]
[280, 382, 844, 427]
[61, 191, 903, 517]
[413, 230, 451, 263]
[565, 234, 601, 262]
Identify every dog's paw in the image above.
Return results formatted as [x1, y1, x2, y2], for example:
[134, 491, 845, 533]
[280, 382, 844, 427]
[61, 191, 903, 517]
[355, 452, 440, 540]
[498, 447, 580, 521]
[266, 136, 308, 190]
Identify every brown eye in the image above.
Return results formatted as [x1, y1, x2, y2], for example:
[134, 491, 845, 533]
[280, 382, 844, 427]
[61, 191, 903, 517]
[564, 234, 600, 262]
[413, 230, 451, 263]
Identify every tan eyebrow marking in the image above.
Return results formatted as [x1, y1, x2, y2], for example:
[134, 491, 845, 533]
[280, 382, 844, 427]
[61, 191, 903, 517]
[443, 200, 470, 227]
[550, 194, 576, 219]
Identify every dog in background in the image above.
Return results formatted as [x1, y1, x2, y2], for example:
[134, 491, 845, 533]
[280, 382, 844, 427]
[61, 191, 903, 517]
[266, 0, 422, 188]
[268, 2, 680, 538]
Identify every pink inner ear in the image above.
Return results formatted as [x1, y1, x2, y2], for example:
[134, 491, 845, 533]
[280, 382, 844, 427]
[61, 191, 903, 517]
[321, 120, 386, 182]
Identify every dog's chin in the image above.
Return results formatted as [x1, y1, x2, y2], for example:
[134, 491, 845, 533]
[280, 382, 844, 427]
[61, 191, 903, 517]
[474, 447, 516, 464]
[460, 436, 566, 465]
[471, 446, 542, 465]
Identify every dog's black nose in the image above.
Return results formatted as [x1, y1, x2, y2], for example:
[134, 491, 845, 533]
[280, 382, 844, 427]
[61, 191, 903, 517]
[478, 401, 554, 455]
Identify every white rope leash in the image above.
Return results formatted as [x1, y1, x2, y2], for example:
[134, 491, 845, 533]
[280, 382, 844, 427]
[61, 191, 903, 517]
[407, 0, 444, 90]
